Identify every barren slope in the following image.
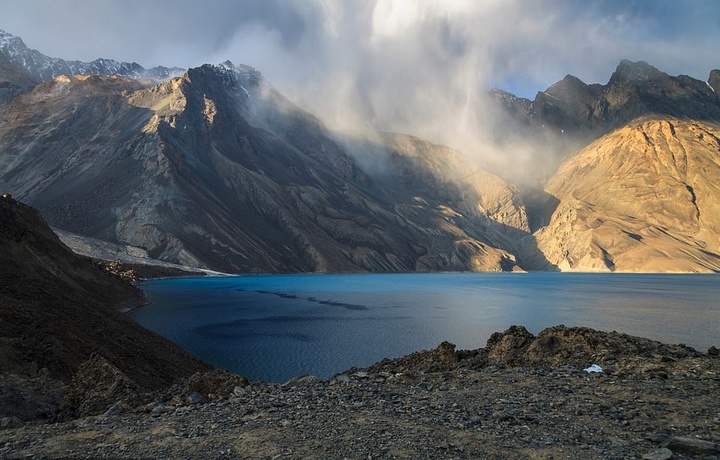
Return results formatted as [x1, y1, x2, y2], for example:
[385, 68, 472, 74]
[0, 195, 211, 419]
[536, 117, 720, 272]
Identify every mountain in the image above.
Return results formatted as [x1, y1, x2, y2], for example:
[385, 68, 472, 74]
[0, 61, 529, 273]
[0, 194, 211, 418]
[535, 117, 720, 272]
[488, 60, 720, 272]
[0, 29, 182, 104]
[2, 27, 720, 274]
[492, 60, 720, 141]
[489, 60, 720, 186]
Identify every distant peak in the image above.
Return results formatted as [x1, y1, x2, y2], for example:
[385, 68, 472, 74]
[214, 61, 262, 80]
[0, 29, 25, 47]
[611, 59, 664, 83]
[546, 74, 587, 92]
[196, 61, 264, 86]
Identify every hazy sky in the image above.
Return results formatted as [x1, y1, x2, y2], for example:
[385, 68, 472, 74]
[2, 0, 719, 153]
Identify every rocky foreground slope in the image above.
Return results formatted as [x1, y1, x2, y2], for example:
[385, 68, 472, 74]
[0, 194, 211, 420]
[2, 325, 718, 459]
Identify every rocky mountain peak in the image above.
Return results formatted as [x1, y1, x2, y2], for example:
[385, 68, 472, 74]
[546, 74, 588, 93]
[609, 59, 665, 84]
[184, 61, 263, 94]
[0, 29, 24, 48]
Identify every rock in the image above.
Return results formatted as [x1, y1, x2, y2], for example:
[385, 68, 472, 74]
[150, 405, 167, 417]
[233, 386, 248, 397]
[708, 346, 719, 356]
[334, 374, 351, 384]
[642, 447, 673, 460]
[62, 354, 142, 418]
[103, 401, 130, 417]
[187, 370, 249, 400]
[186, 392, 207, 405]
[282, 375, 320, 388]
[666, 436, 720, 456]
[0, 416, 23, 429]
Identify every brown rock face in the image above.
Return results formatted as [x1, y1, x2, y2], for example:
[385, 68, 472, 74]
[536, 117, 720, 272]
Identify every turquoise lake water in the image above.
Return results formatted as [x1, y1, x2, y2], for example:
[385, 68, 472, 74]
[131, 272, 720, 382]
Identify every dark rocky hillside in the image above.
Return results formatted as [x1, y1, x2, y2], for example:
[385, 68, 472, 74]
[492, 60, 720, 144]
[0, 195, 210, 420]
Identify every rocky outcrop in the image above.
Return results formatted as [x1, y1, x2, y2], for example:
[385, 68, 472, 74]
[535, 117, 720, 272]
[0, 195, 211, 420]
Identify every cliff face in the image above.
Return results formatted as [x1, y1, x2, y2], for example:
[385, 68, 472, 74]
[535, 118, 720, 272]
[0, 63, 528, 273]
[0, 195, 210, 397]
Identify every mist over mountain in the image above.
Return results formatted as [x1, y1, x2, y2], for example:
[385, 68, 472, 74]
[1, 29, 720, 273]
[0, 44, 530, 273]
[488, 60, 720, 183]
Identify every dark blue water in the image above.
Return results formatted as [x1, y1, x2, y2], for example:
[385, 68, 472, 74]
[130, 272, 720, 382]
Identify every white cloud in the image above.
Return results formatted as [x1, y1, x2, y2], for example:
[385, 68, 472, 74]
[2, 0, 719, 172]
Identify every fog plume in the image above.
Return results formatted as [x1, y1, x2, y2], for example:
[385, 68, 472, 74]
[4, 0, 720, 182]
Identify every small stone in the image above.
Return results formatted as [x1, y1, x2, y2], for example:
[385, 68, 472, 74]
[0, 416, 23, 429]
[642, 447, 673, 460]
[334, 374, 351, 383]
[187, 392, 207, 405]
[708, 346, 719, 356]
[233, 386, 247, 397]
[103, 402, 127, 417]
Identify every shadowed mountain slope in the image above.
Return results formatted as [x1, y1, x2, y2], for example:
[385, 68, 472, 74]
[0, 194, 210, 393]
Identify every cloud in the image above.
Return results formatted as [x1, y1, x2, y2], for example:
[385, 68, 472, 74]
[2, 0, 719, 177]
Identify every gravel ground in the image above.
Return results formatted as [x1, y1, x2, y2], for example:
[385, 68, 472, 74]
[2, 326, 719, 459]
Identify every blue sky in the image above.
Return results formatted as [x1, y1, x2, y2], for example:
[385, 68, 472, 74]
[2, 0, 719, 148]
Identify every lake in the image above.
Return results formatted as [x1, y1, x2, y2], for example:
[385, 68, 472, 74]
[130, 272, 720, 382]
